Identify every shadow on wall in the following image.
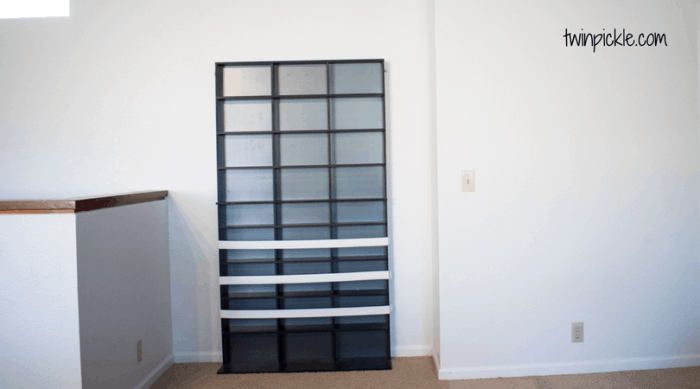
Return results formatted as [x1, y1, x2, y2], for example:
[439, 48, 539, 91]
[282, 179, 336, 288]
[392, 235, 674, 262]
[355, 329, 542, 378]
[168, 191, 222, 358]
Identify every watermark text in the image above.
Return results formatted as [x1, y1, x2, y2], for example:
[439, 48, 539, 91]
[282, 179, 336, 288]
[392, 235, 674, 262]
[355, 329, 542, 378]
[563, 29, 667, 52]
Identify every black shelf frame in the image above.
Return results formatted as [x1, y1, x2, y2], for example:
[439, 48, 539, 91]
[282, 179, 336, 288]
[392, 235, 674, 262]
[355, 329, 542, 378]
[218, 129, 384, 136]
[216, 59, 390, 374]
[223, 320, 390, 335]
[218, 163, 385, 170]
[219, 198, 385, 205]
[221, 222, 386, 229]
[222, 280, 390, 299]
[222, 254, 388, 264]
[218, 93, 383, 101]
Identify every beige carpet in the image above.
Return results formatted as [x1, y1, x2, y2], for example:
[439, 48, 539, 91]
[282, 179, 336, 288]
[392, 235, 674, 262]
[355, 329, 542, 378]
[150, 357, 700, 389]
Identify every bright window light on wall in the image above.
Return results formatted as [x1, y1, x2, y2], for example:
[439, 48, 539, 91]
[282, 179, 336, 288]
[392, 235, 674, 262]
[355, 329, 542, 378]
[0, 0, 69, 19]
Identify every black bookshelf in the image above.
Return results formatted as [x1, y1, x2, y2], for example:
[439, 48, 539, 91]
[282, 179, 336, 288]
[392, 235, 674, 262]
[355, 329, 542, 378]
[216, 60, 390, 374]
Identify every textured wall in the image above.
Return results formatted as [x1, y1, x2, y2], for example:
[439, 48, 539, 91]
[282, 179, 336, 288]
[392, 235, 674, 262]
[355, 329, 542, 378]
[434, 0, 700, 379]
[76, 200, 172, 388]
[0, 214, 82, 388]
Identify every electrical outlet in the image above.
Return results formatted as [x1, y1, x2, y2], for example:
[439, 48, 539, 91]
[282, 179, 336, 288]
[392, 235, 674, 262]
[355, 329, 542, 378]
[572, 322, 584, 343]
[461, 171, 475, 192]
[137, 340, 142, 362]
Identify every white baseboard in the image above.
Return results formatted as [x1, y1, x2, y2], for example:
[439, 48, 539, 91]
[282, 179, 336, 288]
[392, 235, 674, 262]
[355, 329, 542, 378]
[438, 353, 700, 380]
[174, 351, 223, 363]
[134, 353, 174, 389]
[392, 344, 433, 357]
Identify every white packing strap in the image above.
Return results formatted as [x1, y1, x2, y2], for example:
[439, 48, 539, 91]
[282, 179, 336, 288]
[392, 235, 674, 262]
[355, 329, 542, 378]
[221, 305, 391, 319]
[220, 270, 390, 285]
[219, 237, 389, 250]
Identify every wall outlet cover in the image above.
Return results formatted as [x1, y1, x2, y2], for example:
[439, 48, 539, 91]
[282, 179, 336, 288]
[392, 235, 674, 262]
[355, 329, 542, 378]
[462, 171, 475, 192]
[572, 322, 584, 343]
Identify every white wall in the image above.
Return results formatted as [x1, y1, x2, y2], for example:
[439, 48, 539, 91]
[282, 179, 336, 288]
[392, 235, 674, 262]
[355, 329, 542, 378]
[76, 201, 172, 389]
[0, 214, 82, 389]
[434, 0, 700, 379]
[0, 0, 436, 361]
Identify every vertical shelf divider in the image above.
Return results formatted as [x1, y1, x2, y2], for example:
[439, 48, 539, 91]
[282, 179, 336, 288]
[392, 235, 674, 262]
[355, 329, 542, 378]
[325, 62, 339, 369]
[271, 63, 286, 372]
[215, 64, 231, 369]
[380, 61, 391, 362]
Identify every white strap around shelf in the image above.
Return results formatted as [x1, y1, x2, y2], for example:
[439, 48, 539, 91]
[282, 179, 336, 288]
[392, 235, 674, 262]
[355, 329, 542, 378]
[219, 237, 389, 250]
[220, 271, 389, 285]
[221, 305, 391, 319]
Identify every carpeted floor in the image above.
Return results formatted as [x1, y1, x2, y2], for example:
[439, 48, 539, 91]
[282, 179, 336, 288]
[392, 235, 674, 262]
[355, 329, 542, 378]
[150, 357, 700, 389]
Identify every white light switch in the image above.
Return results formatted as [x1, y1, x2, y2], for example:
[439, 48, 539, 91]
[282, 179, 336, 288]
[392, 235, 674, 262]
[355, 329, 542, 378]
[462, 171, 475, 192]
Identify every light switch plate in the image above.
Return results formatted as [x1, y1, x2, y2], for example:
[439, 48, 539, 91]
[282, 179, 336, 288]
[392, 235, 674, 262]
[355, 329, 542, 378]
[462, 171, 475, 192]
